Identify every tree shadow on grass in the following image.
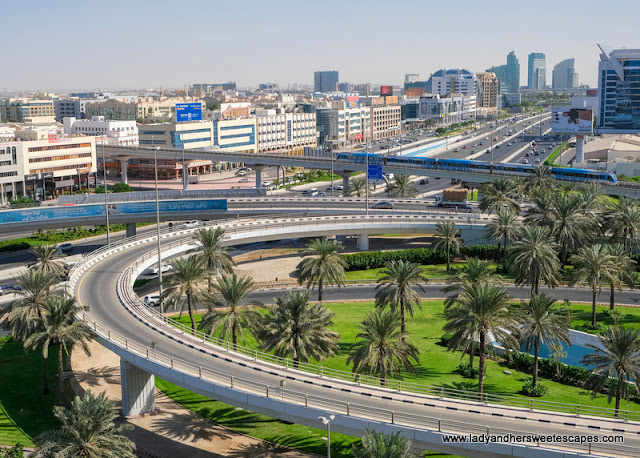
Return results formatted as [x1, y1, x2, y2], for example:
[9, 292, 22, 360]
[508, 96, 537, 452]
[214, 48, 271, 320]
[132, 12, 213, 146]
[191, 405, 284, 431]
[437, 380, 513, 398]
[73, 365, 120, 388]
[225, 440, 318, 457]
[150, 410, 232, 443]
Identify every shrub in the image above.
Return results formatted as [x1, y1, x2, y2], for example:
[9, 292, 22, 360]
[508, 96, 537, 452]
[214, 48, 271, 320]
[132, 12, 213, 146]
[460, 245, 500, 261]
[574, 321, 605, 332]
[521, 379, 548, 397]
[457, 361, 480, 378]
[439, 333, 452, 346]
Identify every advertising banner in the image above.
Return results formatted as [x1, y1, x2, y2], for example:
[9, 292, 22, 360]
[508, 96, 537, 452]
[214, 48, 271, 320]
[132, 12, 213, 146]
[346, 96, 360, 108]
[381, 86, 393, 96]
[586, 89, 598, 97]
[0, 199, 227, 225]
[176, 103, 203, 122]
[551, 107, 594, 134]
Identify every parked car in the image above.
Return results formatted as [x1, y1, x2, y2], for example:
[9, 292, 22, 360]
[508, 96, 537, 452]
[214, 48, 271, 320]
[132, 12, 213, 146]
[144, 294, 162, 307]
[236, 170, 247, 176]
[261, 181, 272, 188]
[372, 201, 394, 209]
[181, 220, 198, 229]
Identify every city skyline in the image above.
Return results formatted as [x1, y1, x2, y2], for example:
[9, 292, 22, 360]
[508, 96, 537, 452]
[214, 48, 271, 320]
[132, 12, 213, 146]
[3, 0, 639, 91]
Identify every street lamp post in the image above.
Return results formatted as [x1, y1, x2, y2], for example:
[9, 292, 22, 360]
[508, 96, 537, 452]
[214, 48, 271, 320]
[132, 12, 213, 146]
[329, 145, 334, 197]
[365, 149, 369, 216]
[154, 146, 164, 314]
[101, 141, 110, 245]
[318, 415, 335, 458]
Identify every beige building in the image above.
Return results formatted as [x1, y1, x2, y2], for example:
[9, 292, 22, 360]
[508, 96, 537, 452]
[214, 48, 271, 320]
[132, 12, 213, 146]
[476, 72, 499, 116]
[370, 105, 401, 140]
[256, 110, 316, 155]
[1, 98, 55, 122]
[84, 97, 205, 121]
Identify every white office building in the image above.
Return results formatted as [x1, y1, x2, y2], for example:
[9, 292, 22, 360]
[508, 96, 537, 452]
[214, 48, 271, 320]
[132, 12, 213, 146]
[256, 110, 317, 155]
[425, 69, 476, 97]
[63, 116, 138, 146]
[418, 94, 475, 124]
[597, 44, 640, 130]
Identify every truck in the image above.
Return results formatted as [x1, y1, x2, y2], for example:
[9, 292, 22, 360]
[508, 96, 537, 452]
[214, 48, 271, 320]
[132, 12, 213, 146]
[434, 187, 469, 208]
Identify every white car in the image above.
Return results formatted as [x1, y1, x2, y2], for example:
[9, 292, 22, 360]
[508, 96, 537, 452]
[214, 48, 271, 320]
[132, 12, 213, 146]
[147, 264, 173, 275]
[144, 294, 162, 306]
[181, 220, 198, 229]
[262, 181, 272, 188]
[314, 191, 327, 197]
[57, 243, 73, 253]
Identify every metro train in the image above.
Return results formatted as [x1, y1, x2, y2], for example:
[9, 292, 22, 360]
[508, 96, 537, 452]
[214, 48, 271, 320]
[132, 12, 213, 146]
[336, 152, 618, 185]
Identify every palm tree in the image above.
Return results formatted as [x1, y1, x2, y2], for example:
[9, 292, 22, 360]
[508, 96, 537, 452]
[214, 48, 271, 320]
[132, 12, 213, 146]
[444, 282, 518, 395]
[34, 390, 136, 457]
[190, 227, 235, 290]
[375, 260, 427, 338]
[507, 225, 561, 295]
[582, 326, 640, 417]
[549, 193, 598, 265]
[485, 208, 522, 270]
[0, 269, 61, 394]
[27, 245, 65, 277]
[347, 176, 371, 197]
[164, 255, 208, 332]
[518, 293, 570, 390]
[434, 221, 462, 271]
[524, 187, 554, 228]
[352, 427, 412, 458]
[479, 178, 521, 215]
[525, 164, 554, 191]
[569, 245, 619, 327]
[295, 237, 347, 301]
[24, 296, 92, 395]
[385, 175, 418, 198]
[258, 291, 339, 368]
[347, 308, 419, 386]
[605, 197, 640, 253]
[579, 182, 606, 214]
[604, 243, 636, 311]
[199, 273, 263, 350]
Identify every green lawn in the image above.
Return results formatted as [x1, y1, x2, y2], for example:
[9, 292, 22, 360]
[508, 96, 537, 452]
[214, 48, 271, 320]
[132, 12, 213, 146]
[344, 262, 503, 281]
[170, 301, 640, 417]
[0, 337, 63, 446]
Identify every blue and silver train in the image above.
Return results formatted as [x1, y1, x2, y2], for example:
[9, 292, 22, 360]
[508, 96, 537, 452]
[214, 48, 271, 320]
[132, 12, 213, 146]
[336, 152, 618, 185]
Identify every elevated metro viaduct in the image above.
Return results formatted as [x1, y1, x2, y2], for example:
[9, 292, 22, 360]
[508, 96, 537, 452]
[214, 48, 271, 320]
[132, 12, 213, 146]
[69, 214, 640, 458]
[100, 145, 640, 199]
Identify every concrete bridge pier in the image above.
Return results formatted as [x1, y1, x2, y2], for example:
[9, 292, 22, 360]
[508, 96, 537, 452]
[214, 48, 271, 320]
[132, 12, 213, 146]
[182, 162, 189, 191]
[575, 136, 585, 163]
[254, 165, 265, 189]
[118, 156, 132, 184]
[120, 359, 155, 417]
[126, 223, 136, 238]
[342, 173, 351, 197]
[357, 234, 369, 251]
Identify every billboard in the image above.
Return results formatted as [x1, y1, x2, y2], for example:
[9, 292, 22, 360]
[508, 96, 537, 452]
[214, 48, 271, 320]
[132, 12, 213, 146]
[586, 89, 598, 97]
[381, 86, 393, 96]
[385, 96, 398, 105]
[551, 107, 594, 134]
[176, 103, 202, 122]
[346, 96, 360, 108]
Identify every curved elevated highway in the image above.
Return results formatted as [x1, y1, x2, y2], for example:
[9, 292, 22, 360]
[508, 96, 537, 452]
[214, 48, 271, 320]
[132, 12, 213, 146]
[71, 215, 640, 457]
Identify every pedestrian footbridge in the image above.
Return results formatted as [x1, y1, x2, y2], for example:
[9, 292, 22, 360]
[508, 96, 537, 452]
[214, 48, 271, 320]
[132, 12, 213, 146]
[70, 215, 640, 457]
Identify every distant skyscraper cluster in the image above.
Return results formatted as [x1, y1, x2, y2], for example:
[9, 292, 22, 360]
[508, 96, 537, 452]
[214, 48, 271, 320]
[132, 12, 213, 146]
[527, 53, 546, 90]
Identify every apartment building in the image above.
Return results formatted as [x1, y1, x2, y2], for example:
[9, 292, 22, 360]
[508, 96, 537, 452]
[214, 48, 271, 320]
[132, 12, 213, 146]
[255, 110, 316, 155]
[2, 99, 55, 122]
[63, 116, 138, 146]
[370, 105, 401, 140]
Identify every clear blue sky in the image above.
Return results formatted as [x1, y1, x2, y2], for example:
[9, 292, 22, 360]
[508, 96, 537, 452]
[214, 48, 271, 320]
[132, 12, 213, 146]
[4, 0, 639, 91]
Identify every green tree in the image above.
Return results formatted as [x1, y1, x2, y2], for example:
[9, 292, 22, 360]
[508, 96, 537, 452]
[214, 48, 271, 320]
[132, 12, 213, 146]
[295, 237, 347, 301]
[569, 244, 619, 327]
[385, 175, 418, 198]
[479, 179, 521, 214]
[518, 293, 570, 390]
[0, 270, 61, 394]
[111, 182, 133, 193]
[347, 309, 419, 386]
[507, 225, 561, 295]
[524, 187, 554, 227]
[525, 165, 554, 192]
[444, 281, 518, 394]
[0, 443, 24, 458]
[34, 390, 135, 458]
[24, 296, 92, 395]
[434, 221, 462, 271]
[582, 327, 640, 417]
[258, 291, 339, 368]
[347, 176, 371, 197]
[604, 243, 636, 311]
[549, 193, 598, 265]
[165, 255, 208, 332]
[352, 427, 413, 458]
[190, 227, 235, 290]
[605, 197, 640, 253]
[26, 245, 65, 277]
[375, 260, 427, 338]
[199, 273, 262, 350]
[485, 208, 521, 270]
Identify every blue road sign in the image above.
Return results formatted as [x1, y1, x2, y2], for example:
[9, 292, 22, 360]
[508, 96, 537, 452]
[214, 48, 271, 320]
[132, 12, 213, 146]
[368, 164, 383, 181]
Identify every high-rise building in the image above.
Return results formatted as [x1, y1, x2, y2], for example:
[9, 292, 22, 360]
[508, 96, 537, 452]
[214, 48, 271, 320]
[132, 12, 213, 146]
[528, 53, 546, 90]
[506, 51, 520, 93]
[425, 69, 476, 96]
[338, 82, 352, 92]
[475, 72, 499, 116]
[486, 65, 508, 92]
[552, 58, 579, 90]
[314, 71, 339, 93]
[597, 44, 640, 130]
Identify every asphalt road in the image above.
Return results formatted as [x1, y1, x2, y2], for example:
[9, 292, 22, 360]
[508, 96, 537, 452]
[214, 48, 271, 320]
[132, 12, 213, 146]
[75, 234, 640, 456]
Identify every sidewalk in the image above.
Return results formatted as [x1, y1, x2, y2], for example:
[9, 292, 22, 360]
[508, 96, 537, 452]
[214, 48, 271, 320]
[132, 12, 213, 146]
[71, 340, 314, 458]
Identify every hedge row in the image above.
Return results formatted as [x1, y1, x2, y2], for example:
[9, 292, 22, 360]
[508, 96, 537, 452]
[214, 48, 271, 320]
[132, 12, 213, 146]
[341, 245, 500, 271]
